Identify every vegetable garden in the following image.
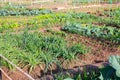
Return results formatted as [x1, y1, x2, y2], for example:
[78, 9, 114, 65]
[0, 1, 120, 80]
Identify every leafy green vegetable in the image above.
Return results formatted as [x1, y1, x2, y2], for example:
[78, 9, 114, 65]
[62, 22, 120, 44]
[0, 4, 52, 16]
[109, 55, 120, 77]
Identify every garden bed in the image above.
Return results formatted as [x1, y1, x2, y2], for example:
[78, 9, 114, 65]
[0, 2, 120, 80]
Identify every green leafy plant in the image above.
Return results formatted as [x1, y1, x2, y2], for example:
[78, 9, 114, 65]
[99, 8, 120, 28]
[109, 55, 120, 77]
[0, 12, 99, 32]
[62, 22, 120, 44]
[0, 4, 52, 16]
[0, 30, 88, 72]
[68, 43, 88, 54]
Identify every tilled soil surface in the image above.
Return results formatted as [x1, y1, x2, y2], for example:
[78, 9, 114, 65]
[1, 29, 120, 80]
[1, 3, 120, 80]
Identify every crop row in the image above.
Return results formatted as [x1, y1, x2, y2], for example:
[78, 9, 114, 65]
[100, 18, 120, 28]
[0, 31, 88, 72]
[62, 22, 120, 44]
[0, 12, 99, 32]
[0, 4, 52, 16]
[0, 9, 52, 16]
[98, 8, 120, 28]
[3, 7, 120, 32]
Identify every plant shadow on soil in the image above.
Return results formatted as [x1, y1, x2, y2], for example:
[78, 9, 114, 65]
[39, 62, 117, 80]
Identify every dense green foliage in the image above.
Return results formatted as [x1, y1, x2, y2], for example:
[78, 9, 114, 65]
[109, 55, 120, 78]
[0, 12, 99, 32]
[0, 31, 88, 72]
[99, 8, 120, 28]
[1, 8, 115, 33]
[62, 23, 120, 44]
[0, 4, 52, 16]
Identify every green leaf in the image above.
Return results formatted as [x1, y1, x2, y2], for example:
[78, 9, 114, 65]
[116, 70, 120, 77]
[109, 55, 120, 78]
[109, 55, 120, 70]
[64, 78, 74, 80]
[98, 72, 104, 80]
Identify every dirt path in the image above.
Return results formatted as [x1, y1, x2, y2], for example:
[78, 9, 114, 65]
[54, 3, 120, 13]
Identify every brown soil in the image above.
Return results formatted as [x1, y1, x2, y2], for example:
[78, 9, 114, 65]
[1, 26, 120, 80]
[1, 3, 120, 80]
[50, 3, 120, 13]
